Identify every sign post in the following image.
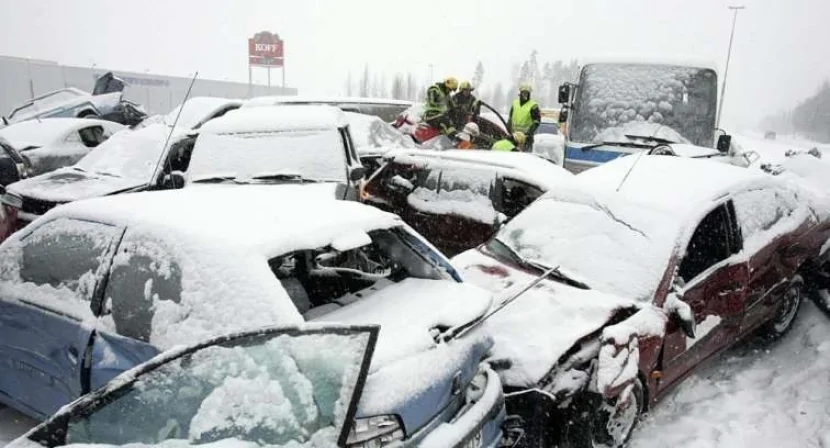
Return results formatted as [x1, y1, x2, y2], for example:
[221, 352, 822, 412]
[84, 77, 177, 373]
[248, 31, 285, 96]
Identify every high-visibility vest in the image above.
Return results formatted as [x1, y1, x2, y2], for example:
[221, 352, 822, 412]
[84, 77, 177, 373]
[510, 99, 538, 133]
[492, 139, 516, 151]
[423, 84, 449, 119]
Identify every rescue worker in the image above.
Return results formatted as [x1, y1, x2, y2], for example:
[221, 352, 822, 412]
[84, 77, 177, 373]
[491, 132, 526, 151]
[422, 77, 459, 136]
[456, 122, 480, 149]
[451, 81, 482, 129]
[507, 84, 541, 151]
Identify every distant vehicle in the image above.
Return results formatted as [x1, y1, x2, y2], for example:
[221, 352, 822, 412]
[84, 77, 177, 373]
[187, 105, 366, 200]
[0, 118, 123, 176]
[0, 188, 506, 447]
[3, 72, 147, 127]
[11, 324, 382, 448]
[0, 136, 31, 186]
[557, 58, 754, 172]
[244, 95, 413, 122]
[136, 96, 243, 130]
[361, 149, 573, 256]
[453, 155, 830, 447]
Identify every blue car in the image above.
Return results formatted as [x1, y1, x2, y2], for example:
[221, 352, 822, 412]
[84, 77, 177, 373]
[0, 186, 505, 447]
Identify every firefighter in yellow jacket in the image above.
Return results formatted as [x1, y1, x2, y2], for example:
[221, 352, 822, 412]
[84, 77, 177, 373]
[506, 84, 541, 151]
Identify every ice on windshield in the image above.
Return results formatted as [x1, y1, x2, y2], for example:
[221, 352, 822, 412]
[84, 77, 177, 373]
[569, 63, 717, 147]
[188, 131, 347, 183]
[75, 125, 172, 183]
[494, 194, 677, 300]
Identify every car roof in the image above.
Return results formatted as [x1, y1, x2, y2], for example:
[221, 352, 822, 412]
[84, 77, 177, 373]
[244, 95, 413, 108]
[0, 118, 124, 148]
[46, 185, 401, 258]
[384, 149, 573, 190]
[574, 155, 773, 218]
[198, 105, 349, 134]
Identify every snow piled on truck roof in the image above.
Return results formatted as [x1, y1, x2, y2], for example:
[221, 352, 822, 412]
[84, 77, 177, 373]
[199, 105, 348, 134]
[580, 54, 719, 72]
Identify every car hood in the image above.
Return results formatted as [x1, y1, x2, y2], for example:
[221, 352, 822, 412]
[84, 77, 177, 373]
[315, 278, 494, 435]
[452, 248, 638, 388]
[187, 181, 343, 199]
[8, 168, 141, 203]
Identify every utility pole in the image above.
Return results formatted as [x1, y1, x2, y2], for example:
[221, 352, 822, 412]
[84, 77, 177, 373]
[716, 5, 745, 129]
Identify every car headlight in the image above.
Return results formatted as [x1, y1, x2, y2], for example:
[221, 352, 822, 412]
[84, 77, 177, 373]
[465, 369, 488, 403]
[347, 415, 405, 447]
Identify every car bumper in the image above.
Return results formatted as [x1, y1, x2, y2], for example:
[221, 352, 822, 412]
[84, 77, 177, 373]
[418, 367, 506, 448]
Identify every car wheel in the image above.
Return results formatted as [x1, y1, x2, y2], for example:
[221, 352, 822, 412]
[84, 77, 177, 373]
[761, 280, 802, 339]
[560, 378, 644, 448]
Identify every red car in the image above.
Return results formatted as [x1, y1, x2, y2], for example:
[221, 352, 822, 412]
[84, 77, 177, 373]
[452, 155, 830, 447]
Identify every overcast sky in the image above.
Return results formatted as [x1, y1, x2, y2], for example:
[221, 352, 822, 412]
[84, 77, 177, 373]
[1, 0, 828, 129]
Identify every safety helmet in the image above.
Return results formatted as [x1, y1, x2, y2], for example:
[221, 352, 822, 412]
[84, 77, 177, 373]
[462, 122, 480, 136]
[459, 81, 474, 91]
[519, 84, 532, 93]
[444, 77, 459, 91]
[513, 131, 527, 145]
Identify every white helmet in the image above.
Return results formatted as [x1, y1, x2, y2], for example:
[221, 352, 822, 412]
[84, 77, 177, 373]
[462, 122, 480, 137]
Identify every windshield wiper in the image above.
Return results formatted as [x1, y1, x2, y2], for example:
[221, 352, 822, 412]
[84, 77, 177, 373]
[94, 171, 120, 178]
[491, 237, 590, 290]
[191, 175, 244, 184]
[248, 173, 332, 183]
[623, 134, 676, 145]
[579, 141, 657, 151]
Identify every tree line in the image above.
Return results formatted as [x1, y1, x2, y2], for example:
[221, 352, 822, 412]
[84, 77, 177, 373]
[761, 80, 830, 142]
[343, 51, 580, 112]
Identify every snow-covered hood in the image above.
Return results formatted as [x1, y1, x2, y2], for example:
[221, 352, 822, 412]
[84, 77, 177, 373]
[452, 249, 638, 387]
[314, 278, 494, 434]
[7, 168, 141, 204]
[187, 182, 343, 200]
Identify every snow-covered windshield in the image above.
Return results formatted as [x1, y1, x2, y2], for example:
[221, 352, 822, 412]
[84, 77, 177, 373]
[189, 130, 348, 183]
[488, 194, 676, 300]
[75, 125, 170, 183]
[569, 63, 717, 147]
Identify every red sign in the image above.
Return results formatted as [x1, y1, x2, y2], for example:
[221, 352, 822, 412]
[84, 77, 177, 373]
[248, 31, 284, 67]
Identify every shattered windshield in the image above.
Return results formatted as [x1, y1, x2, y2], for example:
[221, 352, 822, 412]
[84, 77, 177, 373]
[488, 194, 676, 300]
[569, 63, 718, 147]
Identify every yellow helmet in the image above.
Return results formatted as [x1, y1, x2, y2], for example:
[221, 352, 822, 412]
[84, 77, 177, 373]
[444, 77, 459, 91]
[459, 80, 474, 91]
[519, 84, 532, 93]
[513, 131, 527, 145]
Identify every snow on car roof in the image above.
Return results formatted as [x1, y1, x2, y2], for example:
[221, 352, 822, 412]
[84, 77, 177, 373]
[580, 54, 719, 72]
[575, 155, 771, 218]
[385, 149, 574, 190]
[244, 95, 413, 108]
[164, 96, 243, 129]
[47, 185, 401, 258]
[199, 104, 349, 134]
[0, 117, 123, 148]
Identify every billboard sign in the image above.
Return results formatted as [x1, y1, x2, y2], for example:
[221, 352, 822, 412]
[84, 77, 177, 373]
[248, 31, 284, 67]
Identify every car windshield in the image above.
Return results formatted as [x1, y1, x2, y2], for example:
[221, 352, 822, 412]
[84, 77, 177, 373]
[487, 195, 676, 300]
[9, 90, 86, 121]
[569, 63, 718, 147]
[189, 129, 348, 183]
[75, 125, 169, 183]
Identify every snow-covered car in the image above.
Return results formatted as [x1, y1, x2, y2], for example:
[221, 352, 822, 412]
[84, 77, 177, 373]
[345, 111, 419, 173]
[0, 118, 124, 176]
[136, 96, 243, 130]
[0, 137, 30, 187]
[362, 149, 573, 257]
[0, 185, 21, 243]
[187, 105, 366, 200]
[6, 124, 195, 226]
[0, 188, 506, 447]
[532, 117, 565, 165]
[3, 73, 146, 127]
[452, 155, 830, 447]
[9, 324, 381, 447]
[244, 95, 413, 122]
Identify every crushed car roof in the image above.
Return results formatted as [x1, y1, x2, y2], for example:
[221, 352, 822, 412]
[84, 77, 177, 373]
[45, 185, 401, 258]
[0, 118, 124, 148]
[199, 104, 349, 134]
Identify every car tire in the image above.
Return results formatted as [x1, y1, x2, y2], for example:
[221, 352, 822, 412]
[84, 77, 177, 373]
[559, 378, 644, 448]
[760, 279, 802, 339]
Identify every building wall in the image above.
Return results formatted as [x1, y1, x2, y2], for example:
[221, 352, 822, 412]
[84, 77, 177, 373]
[0, 55, 296, 117]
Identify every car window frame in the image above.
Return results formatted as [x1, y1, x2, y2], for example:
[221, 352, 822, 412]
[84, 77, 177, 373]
[495, 175, 546, 218]
[678, 200, 741, 284]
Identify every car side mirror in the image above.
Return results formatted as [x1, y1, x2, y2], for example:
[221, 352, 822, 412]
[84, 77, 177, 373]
[671, 308, 696, 339]
[716, 134, 732, 153]
[349, 166, 366, 182]
[493, 212, 508, 232]
[161, 171, 186, 190]
[558, 84, 571, 104]
[558, 108, 569, 124]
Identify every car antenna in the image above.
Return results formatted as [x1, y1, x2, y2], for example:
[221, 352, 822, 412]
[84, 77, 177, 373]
[445, 264, 560, 342]
[150, 71, 199, 184]
[615, 148, 646, 192]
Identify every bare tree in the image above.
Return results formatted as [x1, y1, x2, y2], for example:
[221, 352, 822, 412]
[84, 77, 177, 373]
[405, 73, 416, 101]
[359, 64, 370, 97]
[391, 74, 405, 100]
[473, 61, 485, 88]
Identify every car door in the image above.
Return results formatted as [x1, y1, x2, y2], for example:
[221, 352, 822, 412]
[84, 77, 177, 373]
[658, 202, 747, 392]
[0, 218, 123, 419]
[25, 326, 378, 447]
[362, 161, 423, 215]
[732, 187, 813, 333]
